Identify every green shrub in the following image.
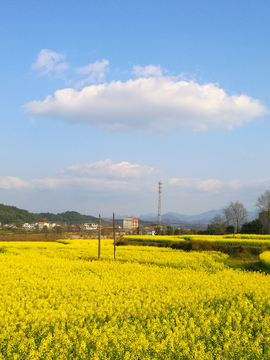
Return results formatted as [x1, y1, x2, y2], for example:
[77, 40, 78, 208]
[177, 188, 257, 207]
[56, 240, 71, 245]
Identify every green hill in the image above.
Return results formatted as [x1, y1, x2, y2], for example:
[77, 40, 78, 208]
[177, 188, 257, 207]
[0, 205, 152, 227]
[37, 211, 99, 224]
[0, 204, 42, 225]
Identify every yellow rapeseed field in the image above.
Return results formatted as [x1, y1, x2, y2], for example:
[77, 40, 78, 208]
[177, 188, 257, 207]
[260, 251, 270, 269]
[1, 240, 270, 359]
[124, 234, 270, 247]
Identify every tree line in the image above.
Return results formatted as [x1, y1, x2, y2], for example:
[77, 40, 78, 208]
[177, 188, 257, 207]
[201, 190, 270, 235]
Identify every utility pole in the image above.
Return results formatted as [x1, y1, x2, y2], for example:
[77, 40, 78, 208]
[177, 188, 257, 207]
[98, 214, 101, 260]
[157, 180, 162, 231]
[113, 213, 116, 259]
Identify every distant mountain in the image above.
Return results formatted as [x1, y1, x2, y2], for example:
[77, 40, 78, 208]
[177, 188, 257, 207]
[114, 214, 137, 220]
[139, 209, 258, 226]
[139, 210, 222, 224]
[138, 213, 158, 222]
[0, 204, 42, 224]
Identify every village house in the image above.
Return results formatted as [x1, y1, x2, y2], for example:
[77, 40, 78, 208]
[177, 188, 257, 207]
[81, 223, 99, 231]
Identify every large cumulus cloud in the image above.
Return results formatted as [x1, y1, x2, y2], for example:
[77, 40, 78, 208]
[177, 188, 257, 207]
[24, 76, 268, 132]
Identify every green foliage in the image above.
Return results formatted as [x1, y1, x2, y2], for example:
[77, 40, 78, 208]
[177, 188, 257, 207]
[200, 224, 225, 235]
[165, 225, 174, 235]
[0, 204, 42, 225]
[54, 226, 62, 234]
[174, 227, 189, 235]
[241, 219, 263, 234]
[56, 240, 71, 245]
[41, 225, 49, 233]
[154, 227, 162, 235]
[225, 225, 235, 234]
[37, 211, 98, 224]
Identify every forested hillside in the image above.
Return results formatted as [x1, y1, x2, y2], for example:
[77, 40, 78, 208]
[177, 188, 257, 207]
[0, 204, 42, 224]
[37, 211, 99, 224]
[0, 205, 99, 226]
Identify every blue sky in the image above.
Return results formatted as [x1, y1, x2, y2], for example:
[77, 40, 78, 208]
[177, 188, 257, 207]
[1, 0, 270, 217]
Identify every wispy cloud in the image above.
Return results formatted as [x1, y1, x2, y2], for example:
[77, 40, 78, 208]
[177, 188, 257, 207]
[24, 75, 268, 133]
[31, 177, 130, 191]
[32, 49, 69, 76]
[0, 160, 159, 191]
[75, 59, 109, 85]
[58, 159, 160, 179]
[31, 49, 110, 87]
[0, 176, 30, 189]
[0, 176, 131, 191]
[3, 171, 270, 196]
[133, 64, 163, 77]
[168, 177, 270, 193]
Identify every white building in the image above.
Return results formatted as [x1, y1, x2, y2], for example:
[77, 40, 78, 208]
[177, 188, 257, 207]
[123, 218, 139, 232]
[22, 223, 38, 230]
[38, 222, 50, 230]
[81, 223, 98, 231]
[22, 223, 31, 230]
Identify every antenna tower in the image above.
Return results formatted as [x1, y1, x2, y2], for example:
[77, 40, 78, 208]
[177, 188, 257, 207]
[157, 180, 162, 229]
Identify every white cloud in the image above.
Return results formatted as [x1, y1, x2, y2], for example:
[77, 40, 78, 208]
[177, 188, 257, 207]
[32, 49, 69, 76]
[76, 59, 109, 76]
[0, 176, 131, 191]
[31, 178, 66, 189]
[58, 159, 159, 179]
[169, 177, 240, 192]
[0, 160, 157, 192]
[75, 59, 109, 87]
[3, 171, 270, 196]
[168, 177, 270, 193]
[3, 171, 270, 215]
[31, 177, 130, 191]
[24, 75, 268, 132]
[0, 176, 30, 189]
[133, 64, 163, 77]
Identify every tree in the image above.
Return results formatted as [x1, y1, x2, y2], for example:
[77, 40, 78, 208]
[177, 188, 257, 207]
[256, 190, 270, 233]
[154, 227, 160, 235]
[241, 219, 263, 234]
[222, 201, 248, 233]
[165, 225, 174, 235]
[206, 214, 226, 235]
[210, 214, 226, 226]
[41, 225, 49, 233]
[256, 190, 270, 212]
[225, 225, 235, 234]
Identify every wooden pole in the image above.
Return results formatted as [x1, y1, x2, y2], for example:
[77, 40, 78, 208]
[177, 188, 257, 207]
[113, 213, 116, 260]
[98, 214, 101, 260]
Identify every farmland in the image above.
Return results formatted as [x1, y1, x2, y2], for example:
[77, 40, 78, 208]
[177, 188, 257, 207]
[1, 239, 270, 359]
[123, 234, 270, 247]
[260, 251, 270, 270]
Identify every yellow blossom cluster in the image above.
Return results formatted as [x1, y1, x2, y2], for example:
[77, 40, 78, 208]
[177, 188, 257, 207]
[0, 240, 270, 359]
[259, 251, 270, 269]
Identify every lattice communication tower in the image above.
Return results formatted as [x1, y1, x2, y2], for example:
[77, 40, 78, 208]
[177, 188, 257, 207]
[157, 180, 162, 229]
